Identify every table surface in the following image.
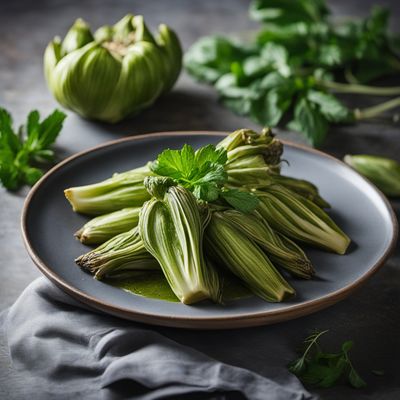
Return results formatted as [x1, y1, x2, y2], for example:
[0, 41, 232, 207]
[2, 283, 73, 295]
[1, 0, 400, 399]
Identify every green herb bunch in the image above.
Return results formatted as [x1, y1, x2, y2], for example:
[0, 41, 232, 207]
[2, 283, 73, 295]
[0, 108, 66, 190]
[289, 330, 366, 389]
[185, 0, 400, 146]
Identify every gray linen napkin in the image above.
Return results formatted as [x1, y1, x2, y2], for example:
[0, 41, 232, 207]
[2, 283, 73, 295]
[2, 277, 314, 400]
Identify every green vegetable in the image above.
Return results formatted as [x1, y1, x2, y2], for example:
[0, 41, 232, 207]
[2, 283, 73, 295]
[205, 210, 295, 302]
[68, 128, 351, 305]
[344, 154, 400, 197]
[44, 14, 182, 123]
[220, 209, 314, 278]
[289, 330, 366, 389]
[184, 2, 400, 146]
[217, 128, 281, 195]
[256, 185, 350, 254]
[268, 175, 330, 209]
[0, 108, 66, 190]
[75, 207, 141, 244]
[221, 129, 329, 208]
[218, 128, 283, 167]
[139, 177, 222, 304]
[75, 227, 159, 279]
[151, 143, 259, 213]
[64, 166, 151, 215]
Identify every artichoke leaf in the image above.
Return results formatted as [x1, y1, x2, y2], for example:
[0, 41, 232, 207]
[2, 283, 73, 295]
[61, 18, 94, 56]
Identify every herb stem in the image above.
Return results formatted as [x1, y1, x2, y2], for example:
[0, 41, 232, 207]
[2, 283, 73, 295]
[344, 68, 359, 85]
[302, 330, 329, 360]
[320, 80, 400, 96]
[355, 96, 400, 120]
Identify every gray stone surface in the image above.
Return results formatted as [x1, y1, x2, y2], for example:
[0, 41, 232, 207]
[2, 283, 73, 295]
[0, 0, 399, 399]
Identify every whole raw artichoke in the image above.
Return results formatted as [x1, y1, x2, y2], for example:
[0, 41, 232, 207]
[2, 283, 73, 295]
[44, 15, 182, 123]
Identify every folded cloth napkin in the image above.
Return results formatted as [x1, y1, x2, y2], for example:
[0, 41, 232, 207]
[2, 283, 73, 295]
[2, 277, 314, 400]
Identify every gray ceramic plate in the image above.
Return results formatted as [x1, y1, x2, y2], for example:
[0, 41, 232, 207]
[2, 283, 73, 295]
[22, 132, 398, 329]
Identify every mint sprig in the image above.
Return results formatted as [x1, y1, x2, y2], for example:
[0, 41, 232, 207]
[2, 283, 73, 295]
[151, 144, 259, 213]
[0, 108, 66, 190]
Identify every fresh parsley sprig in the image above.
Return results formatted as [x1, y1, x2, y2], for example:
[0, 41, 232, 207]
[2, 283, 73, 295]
[289, 330, 366, 389]
[0, 108, 66, 190]
[151, 144, 259, 213]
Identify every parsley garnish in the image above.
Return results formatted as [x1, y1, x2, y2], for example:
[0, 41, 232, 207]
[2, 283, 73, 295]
[151, 144, 259, 213]
[0, 108, 66, 190]
[288, 330, 366, 389]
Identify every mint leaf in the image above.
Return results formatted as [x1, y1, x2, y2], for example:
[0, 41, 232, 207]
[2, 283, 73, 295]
[221, 189, 259, 213]
[152, 144, 227, 184]
[301, 357, 347, 388]
[348, 367, 367, 388]
[24, 109, 66, 156]
[195, 144, 227, 166]
[289, 330, 366, 389]
[0, 109, 21, 154]
[251, 86, 293, 126]
[23, 166, 44, 186]
[184, 36, 250, 84]
[36, 109, 66, 149]
[249, 0, 329, 24]
[260, 43, 291, 77]
[151, 144, 228, 202]
[0, 108, 65, 190]
[0, 162, 20, 190]
[341, 340, 353, 353]
[307, 90, 353, 123]
[216, 73, 260, 100]
[151, 144, 196, 181]
[288, 97, 328, 147]
[193, 182, 220, 202]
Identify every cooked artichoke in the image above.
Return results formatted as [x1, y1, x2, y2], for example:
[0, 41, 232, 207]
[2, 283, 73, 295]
[44, 15, 182, 123]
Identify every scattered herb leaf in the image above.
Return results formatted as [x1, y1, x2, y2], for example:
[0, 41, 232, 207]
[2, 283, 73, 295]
[289, 330, 366, 389]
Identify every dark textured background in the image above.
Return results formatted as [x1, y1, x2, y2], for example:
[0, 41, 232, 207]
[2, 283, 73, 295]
[1, 0, 400, 399]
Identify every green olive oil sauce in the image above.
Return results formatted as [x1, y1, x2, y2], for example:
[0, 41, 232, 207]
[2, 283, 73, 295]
[107, 270, 251, 302]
